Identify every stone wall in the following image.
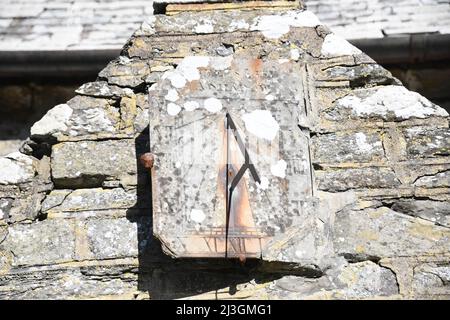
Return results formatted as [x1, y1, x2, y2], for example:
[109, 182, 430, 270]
[0, 5, 449, 299]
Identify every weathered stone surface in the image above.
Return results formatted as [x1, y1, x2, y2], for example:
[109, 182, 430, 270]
[31, 96, 124, 141]
[99, 57, 151, 88]
[75, 81, 134, 99]
[85, 217, 151, 260]
[320, 33, 362, 58]
[146, 9, 321, 37]
[128, 26, 324, 61]
[415, 171, 450, 188]
[325, 85, 448, 122]
[187, 260, 398, 300]
[390, 199, 450, 227]
[0, 261, 139, 299]
[8, 192, 46, 223]
[42, 188, 143, 213]
[1, 220, 76, 266]
[51, 140, 137, 188]
[316, 167, 400, 192]
[0, 198, 13, 220]
[314, 63, 399, 87]
[312, 131, 384, 164]
[119, 95, 137, 134]
[150, 53, 315, 260]
[335, 207, 450, 260]
[273, 261, 398, 299]
[0, 152, 35, 185]
[405, 127, 450, 159]
[30, 104, 74, 138]
[413, 263, 450, 298]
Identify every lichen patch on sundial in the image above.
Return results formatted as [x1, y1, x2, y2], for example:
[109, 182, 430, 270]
[149, 53, 314, 260]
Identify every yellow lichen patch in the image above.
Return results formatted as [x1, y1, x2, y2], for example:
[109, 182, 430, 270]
[338, 266, 359, 287]
[355, 245, 366, 254]
[0, 250, 13, 275]
[130, 37, 147, 51]
[304, 290, 335, 300]
[120, 95, 137, 133]
[408, 223, 448, 242]
[74, 221, 93, 261]
[368, 209, 386, 219]
[358, 230, 379, 241]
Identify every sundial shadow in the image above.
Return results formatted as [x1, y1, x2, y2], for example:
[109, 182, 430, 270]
[125, 125, 318, 300]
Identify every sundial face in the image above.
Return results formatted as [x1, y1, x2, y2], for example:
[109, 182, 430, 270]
[149, 54, 313, 260]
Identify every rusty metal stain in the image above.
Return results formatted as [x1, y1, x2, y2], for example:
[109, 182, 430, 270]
[249, 58, 263, 92]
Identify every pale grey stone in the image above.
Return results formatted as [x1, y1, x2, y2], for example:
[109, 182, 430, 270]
[272, 261, 398, 299]
[0, 152, 35, 185]
[43, 188, 140, 213]
[31, 96, 122, 141]
[0, 264, 139, 299]
[334, 207, 450, 259]
[1, 220, 76, 266]
[51, 140, 137, 188]
[8, 192, 46, 222]
[414, 171, 450, 188]
[316, 167, 400, 191]
[75, 81, 134, 98]
[0, 198, 13, 220]
[405, 127, 450, 159]
[312, 131, 384, 164]
[30, 104, 73, 138]
[413, 263, 450, 298]
[99, 58, 151, 88]
[322, 63, 398, 87]
[391, 199, 450, 227]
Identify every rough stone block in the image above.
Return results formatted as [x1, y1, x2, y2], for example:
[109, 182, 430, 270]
[75, 81, 134, 99]
[390, 199, 450, 227]
[0, 198, 13, 220]
[85, 217, 151, 260]
[51, 139, 137, 188]
[335, 207, 450, 260]
[316, 167, 400, 191]
[0, 263, 139, 299]
[42, 188, 142, 213]
[30, 96, 123, 141]
[312, 131, 384, 164]
[0, 152, 36, 185]
[99, 57, 151, 88]
[414, 171, 450, 188]
[405, 127, 450, 159]
[413, 263, 450, 298]
[325, 85, 448, 122]
[274, 261, 398, 299]
[313, 61, 398, 87]
[1, 220, 76, 266]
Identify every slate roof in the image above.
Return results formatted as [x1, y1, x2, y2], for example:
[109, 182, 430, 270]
[0, 0, 449, 51]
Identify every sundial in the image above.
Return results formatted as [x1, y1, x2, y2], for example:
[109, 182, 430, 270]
[149, 54, 313, 260]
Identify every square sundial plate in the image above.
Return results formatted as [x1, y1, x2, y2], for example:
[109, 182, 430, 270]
[149, 53, 313, 260]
